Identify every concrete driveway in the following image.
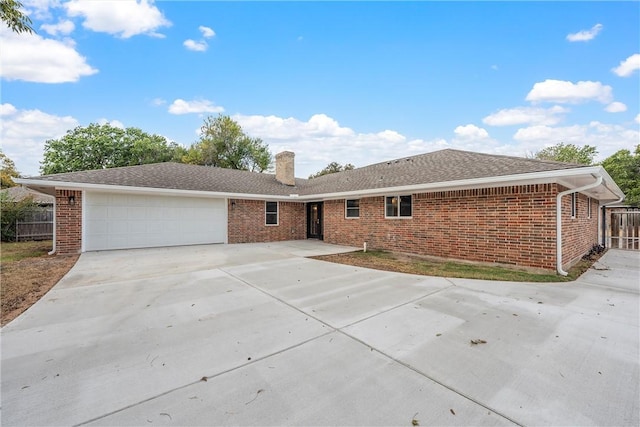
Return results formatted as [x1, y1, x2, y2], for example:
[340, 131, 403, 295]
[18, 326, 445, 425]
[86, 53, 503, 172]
[1, 241, 638, 426]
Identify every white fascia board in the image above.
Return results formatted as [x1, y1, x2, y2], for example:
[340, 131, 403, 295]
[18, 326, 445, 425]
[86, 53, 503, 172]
[13, 179, 288, 201]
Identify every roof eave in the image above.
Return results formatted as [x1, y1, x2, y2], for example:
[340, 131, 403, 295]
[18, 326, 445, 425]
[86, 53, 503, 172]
[14, 165, 625, 203]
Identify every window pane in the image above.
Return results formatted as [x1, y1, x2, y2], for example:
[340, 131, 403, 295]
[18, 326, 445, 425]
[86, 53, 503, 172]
[346, 199, 359, 217]
[386, 196, 398, 217]
[266, 213, 277, 225]
[266, 201, 278, 224]
[399, 195, 412, 217]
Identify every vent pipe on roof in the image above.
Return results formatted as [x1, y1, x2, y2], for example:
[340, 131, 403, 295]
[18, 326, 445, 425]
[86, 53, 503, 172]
[276, 151, 295, 186]
[556, 174, 602, 276]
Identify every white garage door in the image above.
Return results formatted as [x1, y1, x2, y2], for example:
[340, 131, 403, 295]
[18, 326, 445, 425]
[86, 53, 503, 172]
[84, 192, 227, 251]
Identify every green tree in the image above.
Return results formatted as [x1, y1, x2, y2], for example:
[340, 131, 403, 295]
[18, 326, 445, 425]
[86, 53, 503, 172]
[308, 162, 355, 179]
[184, 115, 272, 172]
[0, 191, 36, 241]
[1, 0, 34, 34]
[1, 150, 20, 188]
[601, 145, 640, 206]
[41, 123, 183, 174]
[534, 143, 597, 165]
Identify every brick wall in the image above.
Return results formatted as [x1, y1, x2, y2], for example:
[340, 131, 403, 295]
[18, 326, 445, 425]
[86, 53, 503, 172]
[228, 199, 306, 243]
[55, 189, 82, 255]
[561, 189, 599, 267]
[324, 184, 582, 271]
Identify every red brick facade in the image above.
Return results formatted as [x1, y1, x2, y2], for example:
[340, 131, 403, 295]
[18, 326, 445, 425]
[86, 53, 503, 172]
[561, 189, 599, 267]
[55, 189, 82, 255]
[323, 184, 599, 271]
[50, 186, 600, 271]
[227, 199, 306, 243]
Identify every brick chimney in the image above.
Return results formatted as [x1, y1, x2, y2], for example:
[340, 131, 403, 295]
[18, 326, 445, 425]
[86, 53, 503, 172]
[275, 151, 295, 186]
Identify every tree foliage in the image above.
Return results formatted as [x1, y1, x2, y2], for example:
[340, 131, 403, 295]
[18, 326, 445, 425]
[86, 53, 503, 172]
[534, 143, 597, 165]
[309, 162, 355, 179]
[183, 115, 272, 172]
[0, 191, 37, 241]
[41, 123, 184, 174]
[1, 0, 34, 34]
[601, 144, 640, 206]
[1, 150, 20, 188]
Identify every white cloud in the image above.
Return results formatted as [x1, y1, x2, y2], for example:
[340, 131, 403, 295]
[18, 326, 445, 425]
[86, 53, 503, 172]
[0, 103, 18, 116]
[183, 39, 208, 52]
[97, 118, 125, 128]
[0, 104, 78, 176]
[526, 79, 613, 104]
[22, 0, 61, 20]
[611, 53, 640, 77]
[234, 113, 449, 176]
[199, 26, 215, 38]
[636, 114, 640, 124]
[453, 124, 489, 140]
[168, 99, 224, 115]
[483, 106, 568, 126]
[40, 19, 75, 36]
[151, 98, 166, 106]
[0, 25, 98, 83]
[605, 102, 627, 113]
[566, 23, 603, 42]
[513, 122, 640, 161]
[65, 0, 171, 38]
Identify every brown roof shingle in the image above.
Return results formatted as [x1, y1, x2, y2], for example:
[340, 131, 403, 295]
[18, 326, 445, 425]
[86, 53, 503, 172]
[25, 149, 588, 197]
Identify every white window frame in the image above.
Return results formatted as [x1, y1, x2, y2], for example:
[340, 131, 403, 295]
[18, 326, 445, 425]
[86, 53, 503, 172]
[571, 193, 577, 219]
[385, 195, 412, 218]
[345, 199, 360, 219]
[265, 201, 279, 226]
[587, 196, 592, 219]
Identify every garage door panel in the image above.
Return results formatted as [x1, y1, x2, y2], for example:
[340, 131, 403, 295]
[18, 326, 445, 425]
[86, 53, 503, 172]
[85, 192, 227, 251]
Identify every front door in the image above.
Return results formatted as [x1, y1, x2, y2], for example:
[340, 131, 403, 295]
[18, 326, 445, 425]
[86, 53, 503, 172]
[307, 202, 323, 240]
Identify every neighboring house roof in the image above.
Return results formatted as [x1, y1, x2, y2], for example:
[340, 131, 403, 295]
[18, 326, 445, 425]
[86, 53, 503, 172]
[16, 149, 624, 202]
[1, 186, 55, 204]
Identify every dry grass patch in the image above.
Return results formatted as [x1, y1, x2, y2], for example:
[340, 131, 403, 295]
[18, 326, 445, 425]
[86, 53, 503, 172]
[1, 241, 78, 327]
[312, 249, 603, 283]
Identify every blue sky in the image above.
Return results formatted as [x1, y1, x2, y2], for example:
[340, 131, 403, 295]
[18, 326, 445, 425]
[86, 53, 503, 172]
[2, 1, 639, 178]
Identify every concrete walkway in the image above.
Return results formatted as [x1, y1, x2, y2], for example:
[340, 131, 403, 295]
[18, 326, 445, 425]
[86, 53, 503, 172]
[1, 242, 638, 426]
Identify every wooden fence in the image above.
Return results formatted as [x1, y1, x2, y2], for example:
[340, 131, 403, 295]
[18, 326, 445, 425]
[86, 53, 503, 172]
[16, 208, 54, 241]
[609, 211, 640, 250]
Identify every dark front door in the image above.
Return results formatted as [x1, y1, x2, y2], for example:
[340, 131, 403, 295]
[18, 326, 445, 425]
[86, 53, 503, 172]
[307, 202, 323, 240]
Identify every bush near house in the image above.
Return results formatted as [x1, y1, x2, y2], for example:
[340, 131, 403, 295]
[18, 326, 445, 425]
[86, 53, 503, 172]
[0, 191, 37, 241]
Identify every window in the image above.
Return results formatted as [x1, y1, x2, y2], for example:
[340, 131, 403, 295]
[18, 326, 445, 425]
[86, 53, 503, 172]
[265, 201, 278, 225]
[571, 193, 577, 218]
[385, 195, 412, 218]
[587, 197, 592, 219]
[345, 199, 360, 218]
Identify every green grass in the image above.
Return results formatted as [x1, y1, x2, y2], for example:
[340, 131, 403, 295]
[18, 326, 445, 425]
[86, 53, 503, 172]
[1, 240, 53, 263]
[335, 250, 597, 282]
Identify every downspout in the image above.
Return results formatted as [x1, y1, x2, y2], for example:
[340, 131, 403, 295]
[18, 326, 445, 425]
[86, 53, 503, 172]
[48, 196, 56, 255]
[556, 174, 602, 276]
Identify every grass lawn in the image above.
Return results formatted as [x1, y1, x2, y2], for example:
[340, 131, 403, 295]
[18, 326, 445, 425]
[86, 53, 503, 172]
[313, 250, 601, 283]
[1, 241, 78, 327]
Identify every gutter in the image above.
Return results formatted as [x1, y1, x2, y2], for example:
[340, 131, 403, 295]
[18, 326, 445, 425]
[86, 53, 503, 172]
[556, 174, 603, 276]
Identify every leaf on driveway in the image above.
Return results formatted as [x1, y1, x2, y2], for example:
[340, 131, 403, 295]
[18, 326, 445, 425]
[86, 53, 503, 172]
[470, 339, 487, 345]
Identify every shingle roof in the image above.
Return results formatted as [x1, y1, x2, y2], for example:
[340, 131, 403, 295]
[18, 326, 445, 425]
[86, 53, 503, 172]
[25, 149, 588, 197]
[29, 162, 306, 196]
[300, 149, 587, 194]
[1, 186, 55, 204]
